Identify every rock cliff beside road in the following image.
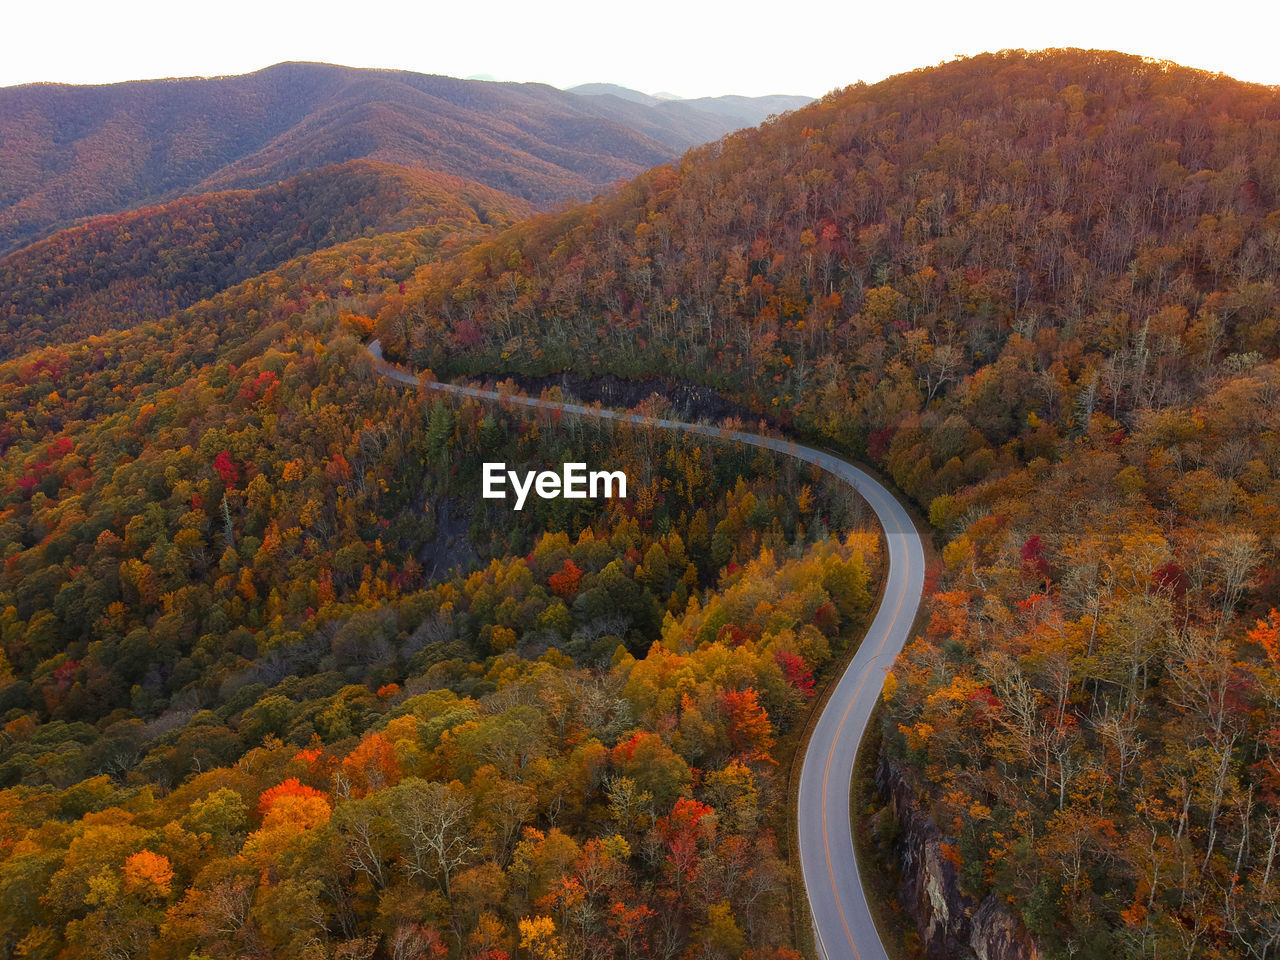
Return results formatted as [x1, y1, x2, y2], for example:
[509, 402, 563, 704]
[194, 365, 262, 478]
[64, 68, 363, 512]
[877, 758, 1043, 960]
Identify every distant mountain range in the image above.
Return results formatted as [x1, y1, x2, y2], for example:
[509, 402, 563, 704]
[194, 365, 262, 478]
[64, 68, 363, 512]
[567, 83, 813, 129]
[0, 62, 811, 255]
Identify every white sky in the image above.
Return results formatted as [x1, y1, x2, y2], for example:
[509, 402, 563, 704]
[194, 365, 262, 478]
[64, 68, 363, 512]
[6, 0, 1279, 96]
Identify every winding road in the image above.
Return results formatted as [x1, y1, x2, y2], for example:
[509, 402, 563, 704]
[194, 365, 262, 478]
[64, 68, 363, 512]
[368, 342, 926, 960]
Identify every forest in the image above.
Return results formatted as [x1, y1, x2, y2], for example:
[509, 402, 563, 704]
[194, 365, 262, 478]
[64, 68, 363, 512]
[0, 161, 529, 358]
[367, 49, 1280, 958]
[0, 45, 1278, 960]
[0, 218, 878, 958]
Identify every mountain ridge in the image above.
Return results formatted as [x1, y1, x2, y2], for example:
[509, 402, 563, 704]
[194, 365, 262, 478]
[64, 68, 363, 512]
[0, 63, 646, 255]
[0, 159, 529, 357]
[567, 81, 813, 126]
[0, 61, 811, 257]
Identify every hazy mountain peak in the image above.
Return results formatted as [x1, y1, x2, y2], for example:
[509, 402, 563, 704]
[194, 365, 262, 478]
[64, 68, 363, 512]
[567, 82, 658, 106]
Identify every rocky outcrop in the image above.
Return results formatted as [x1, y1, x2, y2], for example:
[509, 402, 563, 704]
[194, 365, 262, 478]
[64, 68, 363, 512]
[876, 757, 1042, 960]
[970, 898, 1042, 960]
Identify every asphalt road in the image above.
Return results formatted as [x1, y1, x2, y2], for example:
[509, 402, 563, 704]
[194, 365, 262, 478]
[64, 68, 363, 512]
[368, 342, 927, 960]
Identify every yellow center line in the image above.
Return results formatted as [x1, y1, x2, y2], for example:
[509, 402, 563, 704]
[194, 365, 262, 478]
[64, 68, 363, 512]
[819, 493, 911, 959]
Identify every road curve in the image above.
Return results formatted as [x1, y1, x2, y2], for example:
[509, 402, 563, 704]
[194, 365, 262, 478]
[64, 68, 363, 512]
[367, 342, 926, 960]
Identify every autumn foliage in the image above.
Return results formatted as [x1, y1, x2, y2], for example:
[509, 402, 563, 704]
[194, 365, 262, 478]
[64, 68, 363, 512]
[1, 46, 1279, 960]
[258, 777, 327, 816]
[122, 850, 174, 897]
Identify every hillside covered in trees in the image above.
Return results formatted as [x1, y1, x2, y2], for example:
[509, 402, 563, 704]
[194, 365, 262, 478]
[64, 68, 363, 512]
[368, 49, 1280, 958]
[0, 161, 530, 357]
[1, 45, 1279, 960]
